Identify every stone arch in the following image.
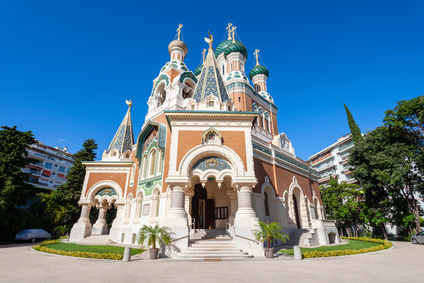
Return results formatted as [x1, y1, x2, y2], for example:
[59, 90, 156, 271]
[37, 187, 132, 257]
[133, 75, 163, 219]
[313, 194, 321, 220]
[154, 81, 167, 106]
[179, 144, 246, 180]
[288, 176, 309, 229]
[86, 180, 123, 202]
[261, 177, 276, 218]
[151, 187, 161, 218]
[135, 190, 144, 220]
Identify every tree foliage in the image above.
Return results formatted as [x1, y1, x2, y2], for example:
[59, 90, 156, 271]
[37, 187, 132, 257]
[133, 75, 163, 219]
[349, 97, 424, 237]
[0, 126, 37, 212]
[344, 103, 363, 145]
[320, 177, 364, 237]
[0, 126, 37, 241]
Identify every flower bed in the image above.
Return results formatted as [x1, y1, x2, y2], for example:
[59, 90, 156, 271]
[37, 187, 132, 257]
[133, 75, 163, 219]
[302, 237, 393, 258]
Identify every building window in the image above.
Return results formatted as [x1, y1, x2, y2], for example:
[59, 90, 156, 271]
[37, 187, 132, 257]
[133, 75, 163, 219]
[44, 162, 53, 169]
[264, 192, 270, 216]
[209, 101, 214, 107]
[149, 150, 156, 177]
[58, 166, 66, 172]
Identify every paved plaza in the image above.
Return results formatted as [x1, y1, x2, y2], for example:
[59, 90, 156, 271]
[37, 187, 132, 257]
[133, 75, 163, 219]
[1, 241, 423, 282]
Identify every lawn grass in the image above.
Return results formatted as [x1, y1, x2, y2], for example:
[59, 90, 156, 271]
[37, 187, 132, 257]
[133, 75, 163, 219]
[46, 243, 143, 256]
[279, 239, 380, 256]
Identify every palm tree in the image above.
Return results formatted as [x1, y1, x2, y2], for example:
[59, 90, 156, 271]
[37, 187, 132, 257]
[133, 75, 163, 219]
[253, 221, 289, 255]
[138, 224, 171, 259]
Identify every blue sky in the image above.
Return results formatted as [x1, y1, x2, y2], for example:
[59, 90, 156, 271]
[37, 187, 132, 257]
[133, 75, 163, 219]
[1, 0, 423, 161]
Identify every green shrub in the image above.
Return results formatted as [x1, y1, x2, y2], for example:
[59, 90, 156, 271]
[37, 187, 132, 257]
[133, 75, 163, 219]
[302, 237, 392, 258]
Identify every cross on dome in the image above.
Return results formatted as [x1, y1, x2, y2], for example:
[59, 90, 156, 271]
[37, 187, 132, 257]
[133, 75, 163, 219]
[177, 24, 183, 40]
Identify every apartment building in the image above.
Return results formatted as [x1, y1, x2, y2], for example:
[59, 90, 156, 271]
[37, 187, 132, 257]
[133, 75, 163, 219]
[23, 142, 75, 190]
[308, 134, 356, 186]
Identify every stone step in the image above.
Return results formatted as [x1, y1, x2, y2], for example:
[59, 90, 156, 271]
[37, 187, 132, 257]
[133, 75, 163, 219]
[187, 247, 241, 251]
[179, 250, 248, 255]
[175, 253, 253, 259]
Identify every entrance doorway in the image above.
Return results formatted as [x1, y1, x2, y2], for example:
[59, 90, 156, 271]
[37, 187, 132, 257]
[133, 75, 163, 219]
[293, 195, 301, 229]
[191, 184, 215, 229]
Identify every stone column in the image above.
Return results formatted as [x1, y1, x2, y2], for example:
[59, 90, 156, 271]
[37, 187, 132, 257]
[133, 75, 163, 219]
[69, 203, 92, 241]
[163, 183, 190, 257]
[235, 185, 257, 219]
[167, 185, 187, 219]
[92, 202, 110, 235]
[109, 200, 125, 242]
[185, 191, 194, 230]
[226, 191, 238, 225]
[232, 184, 263, 257]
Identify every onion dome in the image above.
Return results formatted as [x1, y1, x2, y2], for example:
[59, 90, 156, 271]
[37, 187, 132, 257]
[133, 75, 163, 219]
[194, 65, 203, 76]
[168, 39, 188, 57]
[249, 65, 269, 80]
[214, 39, 248, 59]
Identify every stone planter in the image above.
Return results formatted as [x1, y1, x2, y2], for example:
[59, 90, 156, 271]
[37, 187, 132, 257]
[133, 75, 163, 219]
[149, 248, 159, 259]
[265, 247, 274, 258]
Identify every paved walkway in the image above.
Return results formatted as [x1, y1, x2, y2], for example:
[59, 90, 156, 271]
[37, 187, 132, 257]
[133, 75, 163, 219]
[1, 241, 423, 282]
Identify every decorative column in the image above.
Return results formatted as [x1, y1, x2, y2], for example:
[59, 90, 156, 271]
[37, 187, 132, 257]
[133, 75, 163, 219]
[235, 185, 257, 219]
[163, 180, 190, 257]
[232, 182, 263, 257]
[69, 202, 93, 241]
[167, 185, 188, 219]
[92, 202, 110, 235]
[109, 200, 126, 242]
[226, 191, 238, 225]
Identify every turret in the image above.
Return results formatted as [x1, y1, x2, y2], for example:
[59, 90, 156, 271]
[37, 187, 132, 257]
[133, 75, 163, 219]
[102, 100, 135, 161]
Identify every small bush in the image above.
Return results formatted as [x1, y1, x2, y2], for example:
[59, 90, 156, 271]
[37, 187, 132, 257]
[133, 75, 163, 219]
[302, 237, 392, 258]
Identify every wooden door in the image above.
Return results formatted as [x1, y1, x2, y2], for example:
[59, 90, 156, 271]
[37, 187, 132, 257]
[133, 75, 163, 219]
[205, 199, 215, 229]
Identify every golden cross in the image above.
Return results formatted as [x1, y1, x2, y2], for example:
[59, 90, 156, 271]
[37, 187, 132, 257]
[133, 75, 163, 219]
[231, 26, 237, 43]
[226, 23, 233, 40]
[202, 48, 207, 62]
[177, 24, 183, 40]
[254, 49, 260, 65]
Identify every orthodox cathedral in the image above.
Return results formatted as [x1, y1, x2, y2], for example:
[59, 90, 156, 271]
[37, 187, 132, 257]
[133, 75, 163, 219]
[70, 24, 339, 258]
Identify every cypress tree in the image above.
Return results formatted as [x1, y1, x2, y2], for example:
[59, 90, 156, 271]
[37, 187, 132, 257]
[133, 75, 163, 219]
[344, 103, 363, 144]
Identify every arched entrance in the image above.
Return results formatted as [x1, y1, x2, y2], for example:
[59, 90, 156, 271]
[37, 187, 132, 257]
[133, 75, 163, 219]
[293, 195, 301, 229]
[191, 184, 213, 229]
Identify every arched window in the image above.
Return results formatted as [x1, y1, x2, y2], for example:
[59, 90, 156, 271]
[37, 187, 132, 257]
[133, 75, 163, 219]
[230, 64, 233, 71]
[156, 150, 162, 176]
[222, 65, 225, 75]
[130, 164, 136, 186]
[149, 150, 156, 177]
[264, 192, 270, 216]
[142, 154, 148, 179]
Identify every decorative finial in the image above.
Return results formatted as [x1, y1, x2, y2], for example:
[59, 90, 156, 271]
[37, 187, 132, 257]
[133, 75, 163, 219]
[231, 26, 237, 43]
[126, 99, 132, 108]
[254, 49, 260, 66]
[202, 48, 207, 63]
[204, 31, 213, 50]
[177, 24, 183, 40]
[226, 23, 233, 40]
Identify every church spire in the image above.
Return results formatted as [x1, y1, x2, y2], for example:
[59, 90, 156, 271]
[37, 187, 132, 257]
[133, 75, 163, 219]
[107, 100, 134, 154]
[192, 32, 230, 103]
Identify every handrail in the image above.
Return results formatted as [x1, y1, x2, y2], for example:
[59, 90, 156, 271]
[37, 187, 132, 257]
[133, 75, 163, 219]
[235, 234, 260, 244]
[170, 234, 189, 243]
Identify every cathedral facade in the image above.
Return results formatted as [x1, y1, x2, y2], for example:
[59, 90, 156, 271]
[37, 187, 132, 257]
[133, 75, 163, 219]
[70, 25, 339, 257]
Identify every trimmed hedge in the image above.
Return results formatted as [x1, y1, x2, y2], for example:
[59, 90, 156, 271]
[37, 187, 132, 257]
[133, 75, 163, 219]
[33, 240, 123, 260]
[302, 237, 393, 258]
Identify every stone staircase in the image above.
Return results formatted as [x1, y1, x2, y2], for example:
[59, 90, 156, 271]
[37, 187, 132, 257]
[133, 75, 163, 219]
[284, 228, 319, 247]
[174, 229, 253, 260]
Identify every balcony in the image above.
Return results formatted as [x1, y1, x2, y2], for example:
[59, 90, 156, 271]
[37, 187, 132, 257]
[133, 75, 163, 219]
[339, 140, 354, 152]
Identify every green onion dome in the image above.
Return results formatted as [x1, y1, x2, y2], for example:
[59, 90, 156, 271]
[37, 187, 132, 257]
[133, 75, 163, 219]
[214, 39, 248, 59]
[249, 65, 269, 80]
[194, 65, 203, 76]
